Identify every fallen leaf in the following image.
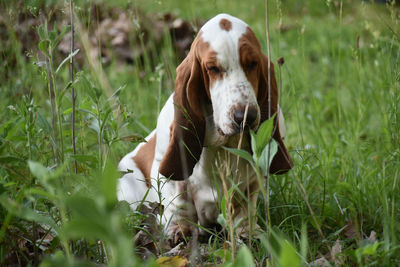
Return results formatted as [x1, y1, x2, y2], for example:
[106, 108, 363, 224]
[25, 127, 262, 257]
[134, 230, 158, 257]
[367, 231, 377, 243]
[134, 202, 163, 258]
[163, 242, 185, 257]
[344, 220, 358, 239]
[156, 256, 189, 267]
[331, 240, 343, 267]
[311, 256, 329, 267]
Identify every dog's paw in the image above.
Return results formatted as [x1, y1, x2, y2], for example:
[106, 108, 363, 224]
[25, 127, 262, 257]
[236, 222, 263, 240]
[166, 222, 194, 247]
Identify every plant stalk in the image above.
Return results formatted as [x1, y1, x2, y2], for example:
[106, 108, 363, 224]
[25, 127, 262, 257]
[69, 0, 78, 174]
[45, 57, 58, 164]
[264, 0, 272, 242]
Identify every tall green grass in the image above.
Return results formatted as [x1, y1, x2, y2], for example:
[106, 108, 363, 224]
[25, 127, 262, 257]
[0, 0, 399, 266]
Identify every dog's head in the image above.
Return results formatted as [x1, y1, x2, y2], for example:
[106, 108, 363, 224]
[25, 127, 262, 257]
[159, 14, 293, 180]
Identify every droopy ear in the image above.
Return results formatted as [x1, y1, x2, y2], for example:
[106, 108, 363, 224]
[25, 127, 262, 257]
[158, 47, 206, 181]
[258, 54, 293, 174]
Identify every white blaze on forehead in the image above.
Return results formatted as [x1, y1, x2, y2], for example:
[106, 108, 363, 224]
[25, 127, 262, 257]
[200, 14, 259, 136]
[200, 14, 248, 69]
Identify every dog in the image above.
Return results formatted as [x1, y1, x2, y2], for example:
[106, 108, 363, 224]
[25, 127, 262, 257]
[117, 13, 293, 244]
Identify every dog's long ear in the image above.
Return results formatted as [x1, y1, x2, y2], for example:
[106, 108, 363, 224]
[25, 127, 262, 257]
[258, 54, 293, 174]
[159, 44, 206, 181]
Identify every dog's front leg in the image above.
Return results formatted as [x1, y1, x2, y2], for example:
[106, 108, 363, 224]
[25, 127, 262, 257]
[163, 180, 197, 246]
[233, 185, 262, 240]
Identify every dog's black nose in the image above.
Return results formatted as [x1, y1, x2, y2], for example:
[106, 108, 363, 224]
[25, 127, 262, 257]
[233, 108, 257, 127]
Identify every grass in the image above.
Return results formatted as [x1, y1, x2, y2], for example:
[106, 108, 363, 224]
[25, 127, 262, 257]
[0, 0, 399, 266]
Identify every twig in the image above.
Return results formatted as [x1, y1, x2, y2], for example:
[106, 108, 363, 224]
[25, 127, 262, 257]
[45, 57, 57, 164]
[218, 155, 236, 257]
[69, 0, 78, 174]
[26, 95, 39, 267]
[236, 103, 249, 166]
[264, 0, 272, 240]
[69, 0, 89, 258]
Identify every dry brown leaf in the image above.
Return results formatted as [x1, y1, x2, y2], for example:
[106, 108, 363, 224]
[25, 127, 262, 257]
[311, 256, 330, 267]
[344, 220, 358, 239]
[134, 230, 158, 257]
[134, 202, 163, 258]
[331, 240, 344, 267]
[164, 242, 185, 257]
[156, 256, 189, 267]
[367, 230, 377, 243]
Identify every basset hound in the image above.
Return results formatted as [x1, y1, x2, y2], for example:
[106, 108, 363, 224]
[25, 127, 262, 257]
[117, 13, 293, 243]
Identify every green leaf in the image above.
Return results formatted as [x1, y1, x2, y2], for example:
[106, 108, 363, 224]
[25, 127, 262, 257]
[0, 195, 58, 230]
[217, 213, 226, 228]
[214, 248, 232, 263]
[233, 217, 245, 231]
[39, 40, 50, 57]
[72, 154, 98, 168]
[250, 130, 258, 161]
[48, 29, 57, 43]
[37, 24, 45, 40]
[80, 76, 102, 103]
[300, 223, 308, 263]
[109, 85, 125, 100]
[53, 25, 70, 48]
[41, 250, 97, 267]
[255, 114, 276, 155]
[222, 147, 254, 164]
[258, 139, 278, 174]
[0, 155, 24, 163]
[57, 81, 73, 106]
[356, 241, 380, 262]
[100, 106, 112, 133]
[101, 163, 118, 208]
[87, 86, 102, 103]
[62, 218, 109, 241]
[233, 246, 255, 267]
[63, 107, 73, 115]
[66, 195, 103, 221]
[28, 160, 51, 181]
[37, 112, 52, 136]
[79, 108, 97, 117]
[220, 196, 227, 218]
[27, 188, 56, 201]
[279, 240, 300, 267]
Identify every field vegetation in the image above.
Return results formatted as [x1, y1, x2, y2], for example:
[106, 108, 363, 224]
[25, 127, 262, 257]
[0, 0, 399, 266]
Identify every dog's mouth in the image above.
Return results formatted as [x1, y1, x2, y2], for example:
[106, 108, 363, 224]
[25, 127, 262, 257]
[217, 121, 259, 137]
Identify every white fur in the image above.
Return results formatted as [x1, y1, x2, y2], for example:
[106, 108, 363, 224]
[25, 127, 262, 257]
[117, 95, 178, 225]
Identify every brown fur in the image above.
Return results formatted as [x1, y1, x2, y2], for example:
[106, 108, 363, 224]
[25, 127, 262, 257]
[132, 135, 157, 187]
[219, 18, 232, 31]
[239, 28, 293, 173]
[158, 35, 208, 181]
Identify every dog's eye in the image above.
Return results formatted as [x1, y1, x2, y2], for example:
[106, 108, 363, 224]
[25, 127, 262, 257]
[208, 66, 221, 74]
[247, 61, 258, 71]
